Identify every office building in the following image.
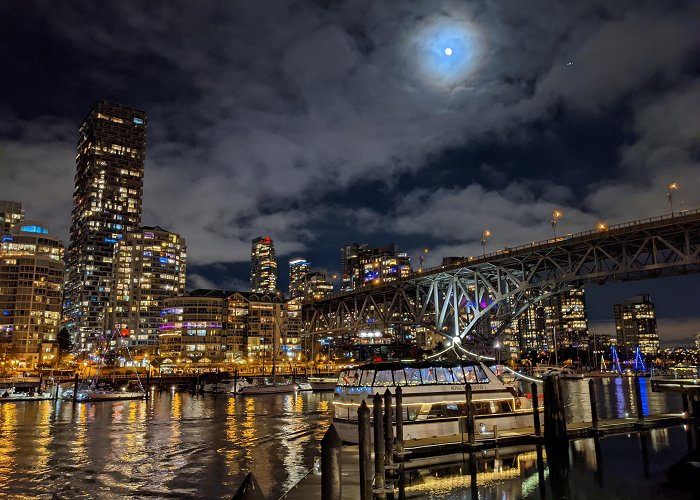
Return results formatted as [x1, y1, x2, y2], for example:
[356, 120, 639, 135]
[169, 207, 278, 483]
[543, 288, 589, 348]
[299, 271, 334, 301]
[341, 243, 412, 291]
[614, 294, 659, 358]
[250, 236, 277, 294]
[288, 258, 310, 299]
[0, 201, 24, 236]
[64, 101, 147, 352]
[0, 220, 64, 367]
[112, 226, 187, 350]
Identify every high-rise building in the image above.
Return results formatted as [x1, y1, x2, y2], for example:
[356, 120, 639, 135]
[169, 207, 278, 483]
[614, 294, 659, 358]
[111, 226, 187, 350]
[341, 243, 412, 291]
[250, 236, 277, 294]
[299, 271, 334, 301]
[288, 258, 310, 298]
[0, 220, 64, 368]
[0, 201, 24, 236]
[543, 288, 589, 348]
[64, 101, 147, 352]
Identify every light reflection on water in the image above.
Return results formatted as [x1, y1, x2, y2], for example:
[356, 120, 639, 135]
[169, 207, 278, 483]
[0, 379, 689, 499]
[0, 391, 333, 499]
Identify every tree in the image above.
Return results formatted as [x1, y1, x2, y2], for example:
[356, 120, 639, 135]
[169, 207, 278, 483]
[57, 327, 73, 354]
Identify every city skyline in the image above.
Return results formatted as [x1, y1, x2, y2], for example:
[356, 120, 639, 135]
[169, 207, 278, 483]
[1, 2, 699, 343]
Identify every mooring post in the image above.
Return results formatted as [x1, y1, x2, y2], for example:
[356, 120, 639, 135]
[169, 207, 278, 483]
[72, 373, 79, 403]
[395, 386, 404, 458]
[531, 382, 541, 436]
[634, 375, 645, 422]
[321, 425, 342, 500]
[588, 379, 598, 429]
[373, 393, 386, 500]
[383, 389, 394, 500]
[543, 374, 567, 443]
[465, 384, 475, 445]
[358, 400, 372, 500]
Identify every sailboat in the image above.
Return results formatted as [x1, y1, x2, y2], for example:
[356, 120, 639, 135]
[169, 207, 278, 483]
[61, 327, 146, 402]
[238, 306, 297, 396]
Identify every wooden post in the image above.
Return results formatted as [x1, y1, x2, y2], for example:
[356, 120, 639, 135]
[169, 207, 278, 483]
[72, 373, 79, 403]
[395, 387, 404, 458]
[383, 389, 394, 500]
[531, 382, 541, 436]
[543, 374, 567, 443]
[588, 379, 598, 429]
[634, 375, 645, 422]
[358, 400, 372, 500]
[373, 393, 386, 500]
[465, 384, 475, 444]
[321, 425, 342, 500]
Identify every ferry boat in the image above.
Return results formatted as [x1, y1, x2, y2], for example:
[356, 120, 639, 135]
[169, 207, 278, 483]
[332, 359, 538, 444]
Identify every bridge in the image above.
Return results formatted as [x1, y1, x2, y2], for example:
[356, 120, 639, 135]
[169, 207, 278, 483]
[303, 209, 700, 345]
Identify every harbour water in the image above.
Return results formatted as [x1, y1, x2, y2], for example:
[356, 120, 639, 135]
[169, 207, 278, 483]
[0, 378, 694, 499]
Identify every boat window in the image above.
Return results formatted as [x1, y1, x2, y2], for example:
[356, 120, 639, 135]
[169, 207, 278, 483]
[434, 367, 452, 383]
[405, 368, 422, 386]
[373, 370, 394, 386]
[451, 367, 466, 384]
[473, 366, 490, 383]
[359, 370, 375, 386]
[419, 367, 437, 384]
[392, 369, 408, 386]
[464, 366, 490, 384]
[473, 401, 492, 414]
[498, 400, 513, 412]
[338, 371, 359, 386]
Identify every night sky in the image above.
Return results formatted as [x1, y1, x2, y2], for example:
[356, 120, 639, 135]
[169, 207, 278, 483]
[1, 1, 699, 342]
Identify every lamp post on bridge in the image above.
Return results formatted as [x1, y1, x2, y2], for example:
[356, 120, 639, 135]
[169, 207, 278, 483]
[550, 210, 563, 238]
[419, 248, 429, 272]
[667, 182, 678, 215]
[480, 230, 491, 257]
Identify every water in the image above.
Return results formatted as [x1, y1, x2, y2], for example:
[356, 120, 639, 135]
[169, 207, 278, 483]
[0, 379, 692, 499]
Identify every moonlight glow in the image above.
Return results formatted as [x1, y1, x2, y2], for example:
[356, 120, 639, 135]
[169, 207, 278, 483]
[412, 16, 480, 86]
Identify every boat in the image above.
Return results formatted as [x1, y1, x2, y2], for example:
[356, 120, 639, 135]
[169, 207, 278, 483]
[0, 387, 52, 402]
[308, 376, 337, 391]
[296, 381, 313, 391]
[203, 378, 255, 394]
[61, 381, 145, 402]
[238, 378, 298, 395]
[533, 365, 584, 380]
[332, 359, 539, 444]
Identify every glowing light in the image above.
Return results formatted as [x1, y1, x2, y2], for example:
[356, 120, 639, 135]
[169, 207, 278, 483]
[444, 47, 453, 56]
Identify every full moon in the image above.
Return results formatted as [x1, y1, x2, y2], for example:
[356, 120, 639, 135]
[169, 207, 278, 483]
[444, 47, 453, 56]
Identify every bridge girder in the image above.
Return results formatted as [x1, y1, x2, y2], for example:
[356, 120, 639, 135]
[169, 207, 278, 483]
[303, 210, 700, 344]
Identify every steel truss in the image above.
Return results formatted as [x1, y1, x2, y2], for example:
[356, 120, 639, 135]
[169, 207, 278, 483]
[304, 210, 700, 344]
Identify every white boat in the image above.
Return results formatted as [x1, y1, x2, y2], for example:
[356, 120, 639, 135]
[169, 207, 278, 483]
[332, 359, 538, 444]
[238, 379, 298, 395]
[533, 365, 584, 380]
[296, 382, 313, 391]
[203, 378, 255, 394]
[308, 376, 337, 391]
[61, 382, 145, 402]
[0, 387, 52, 402]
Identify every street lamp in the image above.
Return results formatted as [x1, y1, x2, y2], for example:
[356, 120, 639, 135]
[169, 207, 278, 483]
[480, 230, 492, 257]
[667, 182, 678, 215]
[419, 248, 429, 271]
[597, 222, 608, 231]
[550, 210, 563, 238]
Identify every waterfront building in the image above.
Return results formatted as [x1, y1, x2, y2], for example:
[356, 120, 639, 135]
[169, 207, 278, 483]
[250, 236, 277, 294]
[695, 331, 700, 350]
[288, 258, 310, 299]
[614, 294, 659, 359]
[159, 290, 228, 368]
[341, 243, 412, 291]
[111, 226, 186, 351]
[64, 101, 147, 352]
[543, 288, 589, 348]
[0, 221, 64, 367]
[0, 201, 24, 236]
[517, 303, 547, 353]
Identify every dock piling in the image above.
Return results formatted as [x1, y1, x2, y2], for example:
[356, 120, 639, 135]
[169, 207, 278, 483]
[681, 392, 689, 416]
[465, 384, 475, 445]
[383, 389, 394, 500]
[395, 387, 404, 458]
[588, 379, 598, 429]
[358, 400, 372, 500]
[531, 382, 541, 436]
[321, 425, 342, 500]
[373, 393, 386, 500]
[543, 374, 567, 443]
[633, 375, 645, 422]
